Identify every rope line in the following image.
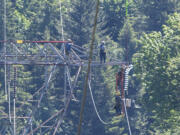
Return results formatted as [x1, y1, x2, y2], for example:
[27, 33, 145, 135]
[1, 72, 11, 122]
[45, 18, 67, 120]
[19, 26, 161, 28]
[125, 0, 129, 17]
[59, 0, 64, 44]
[123, 99, 132, 135]
[88, 79, 110, 125]
[76, 1, 100, 135]
[13, 66, 17, 135]
[30, 118, 33, 135]
[59, 0, 67, 108]
[4, 0, 7, 100]
[7, 65, 11, 123]
[52, 2, 69, 135]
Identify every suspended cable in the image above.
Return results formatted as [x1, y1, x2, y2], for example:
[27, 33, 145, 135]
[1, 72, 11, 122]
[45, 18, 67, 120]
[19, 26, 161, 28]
[13, 66, 17, 135]
[123, 99, 132, 135]
[4, 0, 7, 100]
[30, 118, 33, 135]
[59, 0, 65, 42]
[88, 79, 110, 125]
[76, 1, 100, 135]
[59, 0, 65, 61]
[125, 0, 129, 17]
[59, 0, 68, 107]
[49, 3, 69, 134]
[7, 65, 12, 123]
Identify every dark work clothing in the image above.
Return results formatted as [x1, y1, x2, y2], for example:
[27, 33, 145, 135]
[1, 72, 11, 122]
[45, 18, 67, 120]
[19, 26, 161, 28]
[100, 51, 106, 63]
[116, 69, 125, 90]
[99, 43, 106, 63]
[114, 95, 121, 115]
[65, 43, 72, 55]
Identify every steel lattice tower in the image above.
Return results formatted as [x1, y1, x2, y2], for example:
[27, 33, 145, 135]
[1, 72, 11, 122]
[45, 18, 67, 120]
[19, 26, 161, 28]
[0, 40, 127, 135]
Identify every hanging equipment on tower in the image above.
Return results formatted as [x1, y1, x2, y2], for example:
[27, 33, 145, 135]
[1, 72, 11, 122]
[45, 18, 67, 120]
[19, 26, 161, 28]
[114, 65, 126, 115]
[114, 65, 133, 115]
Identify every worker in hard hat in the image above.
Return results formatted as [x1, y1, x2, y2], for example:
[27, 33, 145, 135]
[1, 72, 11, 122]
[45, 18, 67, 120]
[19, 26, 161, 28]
[99, 41, 106, 63]
[65, 39, 73, 56]
[114, 91, 122, 115]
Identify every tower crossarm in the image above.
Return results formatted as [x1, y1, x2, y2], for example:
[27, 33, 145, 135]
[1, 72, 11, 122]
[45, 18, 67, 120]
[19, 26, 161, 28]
[0, 41, 128, 66]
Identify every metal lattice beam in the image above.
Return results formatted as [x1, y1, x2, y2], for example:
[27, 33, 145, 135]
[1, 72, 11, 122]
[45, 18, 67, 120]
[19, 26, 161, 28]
[0, 41, 128, 135]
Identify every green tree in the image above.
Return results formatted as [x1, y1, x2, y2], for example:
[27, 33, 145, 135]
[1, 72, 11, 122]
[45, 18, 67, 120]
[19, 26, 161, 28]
[132, 13, 180, 134]
[118, 19, 136, 62]
[102, 0, 138, 41]
[64, 0, 96, 46]
[139, 0, 180, 31]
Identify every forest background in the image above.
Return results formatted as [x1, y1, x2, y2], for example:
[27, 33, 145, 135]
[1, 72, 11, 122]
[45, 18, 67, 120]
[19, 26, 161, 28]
[0, 0, 180, 135]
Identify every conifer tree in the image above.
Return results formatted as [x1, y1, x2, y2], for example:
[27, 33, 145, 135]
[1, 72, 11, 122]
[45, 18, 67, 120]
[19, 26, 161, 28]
[64, 0, 96, 46]
[139, 0, 180, 31]
[132, 13, 180, 134]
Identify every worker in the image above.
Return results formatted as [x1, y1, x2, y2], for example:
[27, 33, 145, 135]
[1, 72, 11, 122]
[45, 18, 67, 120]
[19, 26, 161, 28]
[116, 65, 126, 90]
[65, 39, 73, 56]
[99, 41, 106, 63]
[116, 71, 121, 90]
[114, 91, 122, 115]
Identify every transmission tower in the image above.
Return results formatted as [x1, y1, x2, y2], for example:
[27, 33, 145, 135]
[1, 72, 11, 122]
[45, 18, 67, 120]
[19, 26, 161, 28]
[0, 40, 127, 135]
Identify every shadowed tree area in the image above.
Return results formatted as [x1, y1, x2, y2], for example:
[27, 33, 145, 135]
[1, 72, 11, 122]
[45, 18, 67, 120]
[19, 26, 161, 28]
[0, 0, 179, 135]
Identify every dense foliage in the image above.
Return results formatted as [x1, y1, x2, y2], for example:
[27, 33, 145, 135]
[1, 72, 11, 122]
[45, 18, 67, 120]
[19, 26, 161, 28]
[0, 0, 179, 135]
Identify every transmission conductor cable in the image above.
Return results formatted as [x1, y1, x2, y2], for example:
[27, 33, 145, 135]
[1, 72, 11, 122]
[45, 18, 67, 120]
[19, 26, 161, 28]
[13, 67, 17, 135]
[88, 78, 109, 125]
[8, 66, 12, 123]
[52, 1, 68, 135]
[59, 0, 67, 107]
[4, 0, 7, 100]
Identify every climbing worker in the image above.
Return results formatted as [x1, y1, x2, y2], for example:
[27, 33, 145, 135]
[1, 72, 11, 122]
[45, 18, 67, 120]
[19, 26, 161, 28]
[115, 65, 127, 115]
[99, 41, 106, 63]
[65, 39, 73, 56]
[116, 70, 121, 90]
[114, 91, 122, 115]
[116, 65, 126, 90]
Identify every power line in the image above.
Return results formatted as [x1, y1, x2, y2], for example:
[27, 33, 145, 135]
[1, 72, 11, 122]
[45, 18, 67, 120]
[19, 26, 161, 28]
[88, 78, 110, 125]
[4, 0, 7, 100]
[59, 1, 65, 42]
[13, 66, 17, 135]
[52, 2, 68, 135]
[7, 66, 12, 123]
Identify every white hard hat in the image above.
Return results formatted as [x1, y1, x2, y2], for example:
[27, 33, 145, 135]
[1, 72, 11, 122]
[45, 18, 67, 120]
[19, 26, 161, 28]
[67, 39, 72, 42]
[101, 41, 105, 44]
